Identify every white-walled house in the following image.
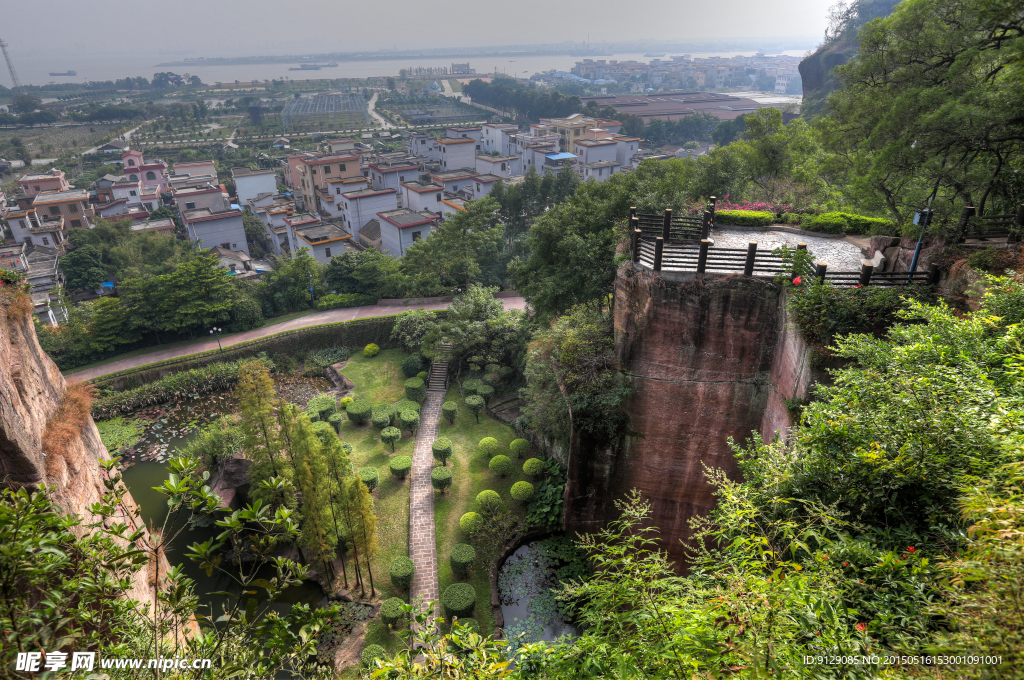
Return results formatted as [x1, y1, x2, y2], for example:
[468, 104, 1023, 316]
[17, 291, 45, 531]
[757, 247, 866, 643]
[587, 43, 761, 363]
[468, 174, 501, 200]
[475, 154, 520, 177]
[248, 194, 296, 255]
[339, 187, 398, 237]
[437, 137, 478, 171]
[293, 223, 352, 264]
[376, 208, 439, 258]
[428, 169, 477, 195]
[283, 213, 321, 254]
[400, 181, 445, 213]
[481, 123, 519, 153]
[183, 207, 248, 254]
[368, 162, 420, 192]
[582, 160, 621, 182]
[406, 133, 440, 162]
[232, 167, 277, 206]
[574, 136, 619, 168]
[445, 126, 483, 142]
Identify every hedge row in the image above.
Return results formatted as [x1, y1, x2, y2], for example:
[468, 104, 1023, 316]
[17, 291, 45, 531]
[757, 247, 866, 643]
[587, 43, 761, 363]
[801, 212, 896, 235]
[316, 293, 378, 311]
[714, 210, 775, 227]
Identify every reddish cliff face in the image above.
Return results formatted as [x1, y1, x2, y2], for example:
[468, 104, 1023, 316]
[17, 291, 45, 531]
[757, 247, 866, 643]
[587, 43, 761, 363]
[564, 266, 813, 570]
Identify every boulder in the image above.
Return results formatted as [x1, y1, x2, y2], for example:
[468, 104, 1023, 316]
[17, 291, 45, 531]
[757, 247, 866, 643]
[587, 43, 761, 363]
[209, 455, 252, 510]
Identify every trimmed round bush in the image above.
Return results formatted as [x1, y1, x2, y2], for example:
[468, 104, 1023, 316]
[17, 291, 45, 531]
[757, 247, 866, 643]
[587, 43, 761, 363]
[442, 583, 476, 620]
[476, 490, 502, 512]
[358, 467, 379, 492]
[380, 597, 406, 628]
[399, 409, 420, 434]
[340, 396, 354, 407]
[465, 395, 485, 423]
[361, 644, 385, 668]
[459, 512, 482, 534]
[511, 481, 535, 502]
[381, 426, 401, 451]
[417, 371, 429, 380]
[523, 458, 547, 478]
[363, 343, 380, 358]
[450, 543, 476, 578]
[478, 437, 500, 457]
[476, 385, 494, 400]
[431, 466, 452, 493]
[305, 394, 337, 422]
[372, 404, 396, 430]
[441, 400, 459, 424]
[454, 617, 480, 634]
[462, 378, 483, 396]
[310, 420, 337, 445]
[401, 354, 425, 377]
[394, 399, 421, 414]
[510, 438, 530, 458]
[404, 377, 426, 403]
[489, 454, 513, 478]
[328, 412, 344, 433]
[432, 437, 453, 466]
[389, 556, 415, 590]
[346, 400, 372, 425]
[390, 455, 412, 479]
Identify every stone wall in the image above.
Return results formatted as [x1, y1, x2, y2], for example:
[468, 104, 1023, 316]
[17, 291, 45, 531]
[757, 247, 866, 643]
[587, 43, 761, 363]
[564, 265, 814, 570]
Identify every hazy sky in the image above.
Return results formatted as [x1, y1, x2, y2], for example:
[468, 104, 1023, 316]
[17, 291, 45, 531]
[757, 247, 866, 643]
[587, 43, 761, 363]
[4, 0, 833, 58]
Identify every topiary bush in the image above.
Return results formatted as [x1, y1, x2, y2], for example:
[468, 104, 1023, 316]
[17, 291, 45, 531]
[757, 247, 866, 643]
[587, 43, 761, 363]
[328, 412, 344, 433]
[523, 458, 547, 478]
[442, 401, 459, 424]
[380, 597, 406, 628]
[389, 455, 412, 479]
[476, 490, 502, 512]
[431, 466, 452, 493]
[489, 454, 513, 478]
[404, 377, 426, 403]
[361, 644, 385, 668]
[432, 437, 453, 466]
[453, 617, 480, 634]
[399, 409, 420, 434]
[511, 481, 535, 502]
[381, 426, 401, 451]
[401, 354, 425, 378]
[363, 343, 380, 358]
[310, 420, 337, 445]
[389, 556, 414, 590]
[346, 400, 372, 425]
[450, 543, 476, 578]
[465, 395, 485, 423]
[478, 437, 500, 457]
[442, 583, 476, 620]
[340, 396, 354, 408]
[715, 210, 775, 227]
[359, 467, 379, 492]
[510, 438, 530, 458]
[305, 394, 337, 422]
[462, 378, 483, 396]
[459, 512, 482, 534]
[417, 371, 428, 380]
[476, 385, 494, 401]
[393, 399, 421, 414]
[372, 410, 393, 430]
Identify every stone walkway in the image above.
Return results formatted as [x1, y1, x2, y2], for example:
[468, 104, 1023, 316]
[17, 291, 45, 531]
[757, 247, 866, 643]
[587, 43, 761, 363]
[713, 228, 867, 271]
[409, 389, 444, 627]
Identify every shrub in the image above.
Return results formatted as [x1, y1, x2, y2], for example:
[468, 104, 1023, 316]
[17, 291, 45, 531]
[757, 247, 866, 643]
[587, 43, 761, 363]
[432, 437, 453, 466]
[476, 384, 494, 400]
[454, 617, 480, 634]
[346, 400, 372, 425]
[476, 490, 502, 512]
[359, 467, 379, 492]
[381, 426, 402, 452]
[489, 454, 513, 478]
[401, 354, 425, 378]
[390, 455, 412, 479]
[380, 597, 406, 628]
[459, 512, 483, 534]
[715, 210, 774, 227]
[316, 293, 378, 311]
[363, 343, 380, 358]
[399, 409, 420, 434]
[511, 481, 535, 502]
[442, 583, 476, 620]
[417, 371, 428, 380]
[510, 439, 530, 458]
[389, 556, 414, 590]
[478, 437, 500, 457]
[393, 399, 421, 414]
[441, 401, 459, 424]
[431, 466, 452, 493]
[327, 412, 343, 433]
[361, 644, 385, 668]
[310, 420, 336, 445]
[465, 395, 485, 423]
[450, 543, 476, 578]
[462, 378, 483, 395]
[523, 458, 547, 478]
[404, 377, 426, 403]
[306, 394, 337, 421]
[340, 396, 354, 408]
[372, 410, 393, 431]
[802, 211, 896, 235]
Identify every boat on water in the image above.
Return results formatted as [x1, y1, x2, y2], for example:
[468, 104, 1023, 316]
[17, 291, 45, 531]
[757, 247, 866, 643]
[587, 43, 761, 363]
[289, 64, 321, 70]
[644, 53, 666, 58]
[49, 70, 77, 76]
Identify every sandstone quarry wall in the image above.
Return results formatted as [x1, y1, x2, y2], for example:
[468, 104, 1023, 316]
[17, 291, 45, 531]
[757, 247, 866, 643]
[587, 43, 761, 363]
[564, 266, 814, 570]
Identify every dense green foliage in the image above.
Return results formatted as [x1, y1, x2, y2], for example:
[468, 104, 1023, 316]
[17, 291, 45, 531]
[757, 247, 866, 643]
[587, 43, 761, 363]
[389, 455, 412, 479]
[380, 426, 401, 452]
[478, 437, 500, 457]
[441, 583, 477, 620]
[450, 543, 477, 578]
[430, 466, 453, 493]
[389, 556, 415, 591]
[441, 401, 459, 424]
[380, 597, 406, 628]
[489, 454, 514, 478]
[431, 437, 454, 466]
[509, 438, 530, 458]
[715, 209, 775, 226]
[364, 343, 380, 358]
[315, 293, 378, 310]
[510, 481, 535, 502]
[459, 512, 483, 534]
[358, 466, 379, 492]
[401, 354, 425, 378]
[345, 400, 372, 425]
[522, 458, 547, 478]
[404, 377, 426, 402]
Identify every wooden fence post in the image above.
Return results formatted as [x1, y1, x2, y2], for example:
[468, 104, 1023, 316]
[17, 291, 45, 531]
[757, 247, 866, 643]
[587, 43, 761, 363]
[927, 262, 941, 285]
[815, 262, 827, 284]
[629, 206, 637, 222]
[709, 196, 718, 219]
[653, 237, 664, 271]
[743, 242, 757, 276]
[662, 208, 672, 241]
[701, 211, 710, 240]
[697, 239, 710, 274]
[631, 229, 642, 264]
[859, 263, 873, 287]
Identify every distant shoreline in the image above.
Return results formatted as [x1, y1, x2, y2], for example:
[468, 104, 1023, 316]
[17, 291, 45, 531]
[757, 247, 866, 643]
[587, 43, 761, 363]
[154, 51, 570, 67]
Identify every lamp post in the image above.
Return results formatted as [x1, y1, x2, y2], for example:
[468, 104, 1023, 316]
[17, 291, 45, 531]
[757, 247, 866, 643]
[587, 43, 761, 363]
[308, 271, 314, 306]
[210, 327, 223, 352]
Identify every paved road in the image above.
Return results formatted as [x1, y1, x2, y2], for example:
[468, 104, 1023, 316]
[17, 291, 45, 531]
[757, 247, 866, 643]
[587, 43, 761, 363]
[70, 296, 527, 381]
[367, 93, 393, 129]
[82, 122, 148, 155]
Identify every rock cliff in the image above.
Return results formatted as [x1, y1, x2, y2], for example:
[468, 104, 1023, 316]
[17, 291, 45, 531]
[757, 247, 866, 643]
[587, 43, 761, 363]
[564, 266, 816, 570]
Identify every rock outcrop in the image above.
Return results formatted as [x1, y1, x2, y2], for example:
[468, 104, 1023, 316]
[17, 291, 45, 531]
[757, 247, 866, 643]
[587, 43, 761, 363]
[564, 266, 817, 570]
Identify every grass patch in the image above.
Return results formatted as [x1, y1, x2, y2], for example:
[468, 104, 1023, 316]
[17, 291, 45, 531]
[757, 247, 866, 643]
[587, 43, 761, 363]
[337, 348, 406, 405]
[433, 383, 525, 638]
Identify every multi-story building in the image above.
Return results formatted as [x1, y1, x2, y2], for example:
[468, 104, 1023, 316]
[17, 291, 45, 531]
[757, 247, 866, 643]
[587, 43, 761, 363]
[337, 187, 398, 237]
[445, 126, 483, 142]
[182, 206, 247, 254]
[475, 155, 519, 177]
[367, 160, 420, 192]
[376, 208, 439, 258]
[428, 169, 477, 194]
[400, 181, 445, 213]
[480, 123, 519, 154]
[293, 222, 352, 264]
[5, 206, 65, 249]
[120, 150, 170, 192]
[247, 193, 297, 255]
[171, 160, 218, 180]
[406, 133, 441, 162]
[18, 169, 70, 197]
[231, 167, 278, 206]
[283, 213, 321, 253]
[540, 114, 622, 154]
[286, 152, 363, 214]
[437, 137, 478, 171]
[582, 161, 621, 182]
[173, 183, 229, 216]
[28, 188, 94, 231]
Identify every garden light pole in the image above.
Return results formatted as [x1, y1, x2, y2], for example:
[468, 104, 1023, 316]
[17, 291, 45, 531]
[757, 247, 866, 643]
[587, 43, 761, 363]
[210, 327, 223, 352]
[308, 271, 314, 306]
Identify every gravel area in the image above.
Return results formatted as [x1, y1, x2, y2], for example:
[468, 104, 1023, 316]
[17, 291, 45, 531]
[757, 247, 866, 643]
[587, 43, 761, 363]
[713, 228, 868, 272]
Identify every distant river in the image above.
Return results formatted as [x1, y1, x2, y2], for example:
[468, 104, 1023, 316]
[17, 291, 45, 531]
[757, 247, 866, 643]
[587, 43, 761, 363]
[12, 50, 810, 87]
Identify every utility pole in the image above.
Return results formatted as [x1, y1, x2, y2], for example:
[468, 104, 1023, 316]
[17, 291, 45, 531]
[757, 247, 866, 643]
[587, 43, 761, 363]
[0, 38, 23, 91]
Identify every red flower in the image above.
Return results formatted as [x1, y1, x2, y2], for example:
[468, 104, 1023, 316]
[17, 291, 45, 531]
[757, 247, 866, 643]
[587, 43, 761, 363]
[843, 562, 848, 567]
[908, 546, 915, 553]
[822, 553, 828, 560]
[856, 623, 867, 632]
[792, 276, 802, 285]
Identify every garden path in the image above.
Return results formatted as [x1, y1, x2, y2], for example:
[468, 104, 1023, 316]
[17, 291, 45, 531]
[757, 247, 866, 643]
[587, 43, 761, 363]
[409, 389, 444, 628]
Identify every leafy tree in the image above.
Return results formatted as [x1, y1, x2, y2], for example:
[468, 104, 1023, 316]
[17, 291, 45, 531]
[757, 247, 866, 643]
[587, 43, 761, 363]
[9, 92, 42, 114]
[324, 248, 402, 297]
[257, 248, 325, 315]
[155, 254, 233, 337]
[236, 360, 287, 491]
[60, 244, 106, 290]
[88, 296, 135, 353]
[346, 475, 379, 597]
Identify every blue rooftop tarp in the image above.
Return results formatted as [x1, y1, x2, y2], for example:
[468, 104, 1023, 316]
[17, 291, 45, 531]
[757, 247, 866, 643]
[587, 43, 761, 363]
[545, 152, 576, 161]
